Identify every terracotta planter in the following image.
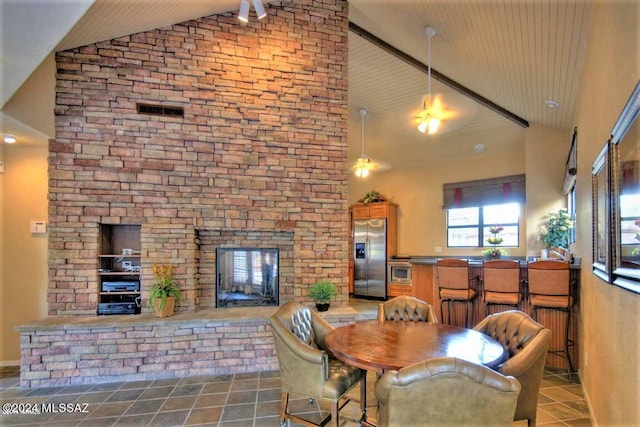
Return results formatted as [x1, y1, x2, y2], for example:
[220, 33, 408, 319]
[153, 296, 176, 317]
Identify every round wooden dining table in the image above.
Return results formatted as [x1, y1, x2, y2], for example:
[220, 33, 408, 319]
[325, 320, 506, 373]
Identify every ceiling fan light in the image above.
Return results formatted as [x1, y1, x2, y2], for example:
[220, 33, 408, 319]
[417, 120, 428, 134]
[238, 0, 250, 22]
[355, 166, 370, 178]
[427, 117, 440, 134]
[252, 0, 267, 19]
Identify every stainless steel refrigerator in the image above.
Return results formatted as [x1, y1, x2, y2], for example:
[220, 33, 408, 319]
[353, 218, 387, 299]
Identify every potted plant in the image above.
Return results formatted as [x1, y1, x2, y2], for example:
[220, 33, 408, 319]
[308, 281, 337, 312]
[149, 263, 182, 317]
[538, 208, 573, 259]
[359, 190, 386, 204]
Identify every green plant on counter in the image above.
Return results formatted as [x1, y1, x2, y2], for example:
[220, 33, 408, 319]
[149, 264, 182, 310]
[308, 281, 337, 304]
[538, 208, 573, 249]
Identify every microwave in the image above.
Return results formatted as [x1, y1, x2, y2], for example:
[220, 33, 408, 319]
[388, 261, 412, 284]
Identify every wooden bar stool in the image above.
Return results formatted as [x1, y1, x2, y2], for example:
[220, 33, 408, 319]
[436, 259, 477, 327]
[527, 260, 575, 381]
[482, 259, 523, 316]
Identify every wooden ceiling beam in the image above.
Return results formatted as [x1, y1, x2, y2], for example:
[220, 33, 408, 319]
[349, 21, 530, 128]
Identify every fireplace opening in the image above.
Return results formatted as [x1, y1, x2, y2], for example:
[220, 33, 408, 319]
[216, 248, 279, 308]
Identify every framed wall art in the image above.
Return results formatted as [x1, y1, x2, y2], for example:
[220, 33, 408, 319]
[611, 80, 640, 293]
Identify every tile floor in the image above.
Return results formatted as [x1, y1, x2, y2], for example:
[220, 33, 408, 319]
[0, 299, 592, 426]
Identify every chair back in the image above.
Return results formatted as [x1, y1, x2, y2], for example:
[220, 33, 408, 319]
[377, 295, 438, 323]
[473, 310, 551, 425]
[436, 259, 471, 290]
[483, 260, 521, 294]
[527, 260, 570, 296]
[375, 357, 520, 427]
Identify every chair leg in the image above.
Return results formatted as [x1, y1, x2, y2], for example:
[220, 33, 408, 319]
[331, 400, 339, 427]
[360, 373, 367, 421]
[564, 309, 574, 382]
[280, 392, 289, 426]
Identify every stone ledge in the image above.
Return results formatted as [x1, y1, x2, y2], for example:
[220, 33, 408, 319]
[16, 305, 363, 332]
[17, 305, 364, 388]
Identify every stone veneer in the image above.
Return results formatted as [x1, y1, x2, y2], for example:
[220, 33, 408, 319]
[17, 307, 362, 388]
[20, 0, 351, 387]
[48, 0, 349, 316]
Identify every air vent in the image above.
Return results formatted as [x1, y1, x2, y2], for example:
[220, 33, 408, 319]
[136, 103, 184, 117]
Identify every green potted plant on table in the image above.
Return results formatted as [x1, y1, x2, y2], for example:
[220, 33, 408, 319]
[308, 281, 337, 312]
[149, 263, 182, 317]
[538, 208, 573, 259]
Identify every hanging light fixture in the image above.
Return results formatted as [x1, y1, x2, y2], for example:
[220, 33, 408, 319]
[416, 26, 442, 135]
[238, 0, 267, 22]
[354, 109, 372, 178]
[252, 0, 267, 19]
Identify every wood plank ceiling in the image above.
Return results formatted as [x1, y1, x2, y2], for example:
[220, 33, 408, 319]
[1, 0, 593, 171]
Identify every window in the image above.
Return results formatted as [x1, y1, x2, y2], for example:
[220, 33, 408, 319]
[447, 203, 520, 247]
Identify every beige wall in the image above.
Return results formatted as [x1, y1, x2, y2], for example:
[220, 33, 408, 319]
[524, 124, 571, 255]
[0, 146, 49, 364]
[0, 145, 4, 362]
[572, 1, 639, 425]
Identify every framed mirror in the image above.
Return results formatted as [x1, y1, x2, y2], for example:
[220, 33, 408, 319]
[611, 80, 640, 293]
[592, 141, 613, 283]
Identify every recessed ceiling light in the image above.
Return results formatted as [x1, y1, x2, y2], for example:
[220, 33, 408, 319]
[545, 99, 560, 108]
[3, 134, 17, 144]
[474, 144, 485, 152]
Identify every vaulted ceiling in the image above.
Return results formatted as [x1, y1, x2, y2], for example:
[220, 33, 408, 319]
[0, 0, 592, 171]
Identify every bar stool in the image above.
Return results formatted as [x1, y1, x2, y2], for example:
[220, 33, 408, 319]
[436, 259, 477, 327]
[482, 259, 523, 316]
[527, 260, 575, 381]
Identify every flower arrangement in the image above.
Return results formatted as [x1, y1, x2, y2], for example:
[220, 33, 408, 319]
[538, 208, 573, 249]
[149, 263, 182, 312]
[482, 225, 507, 258]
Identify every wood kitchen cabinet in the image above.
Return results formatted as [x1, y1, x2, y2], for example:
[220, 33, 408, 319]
[411, 263, 436, 305]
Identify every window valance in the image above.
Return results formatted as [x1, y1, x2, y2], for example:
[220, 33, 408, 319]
[443, 174, 526, 209]
[562, 127, 578, 195]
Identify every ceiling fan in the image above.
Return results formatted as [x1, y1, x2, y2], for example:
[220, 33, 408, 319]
[353, 109, 390, 178]
[415, 26, 458, 135]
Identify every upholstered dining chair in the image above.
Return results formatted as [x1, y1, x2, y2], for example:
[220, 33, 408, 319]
[482, 259, 523, 316]
[377, 295, 438, 323]
[473, 310, 551, 427]
[269, 301, 366, 427]
[527, 259, 575, 381]
[436, 258, 477, 327]
[374, 357, 521, 427]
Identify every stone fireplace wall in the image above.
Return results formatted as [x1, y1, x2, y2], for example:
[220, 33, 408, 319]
[48, 0, 349, 316]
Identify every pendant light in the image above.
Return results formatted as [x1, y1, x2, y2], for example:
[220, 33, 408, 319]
[354, 109, 371, 178]
[416, 26, 442, 135]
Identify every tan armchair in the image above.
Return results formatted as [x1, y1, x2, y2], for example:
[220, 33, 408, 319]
[377, 295, 438, 323]
[269, 301, 366, 427]
[374, 357, 520, 427]
[473, 310, 551, 427]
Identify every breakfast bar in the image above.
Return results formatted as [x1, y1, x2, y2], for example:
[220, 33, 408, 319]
[410, 258, 581, 371]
